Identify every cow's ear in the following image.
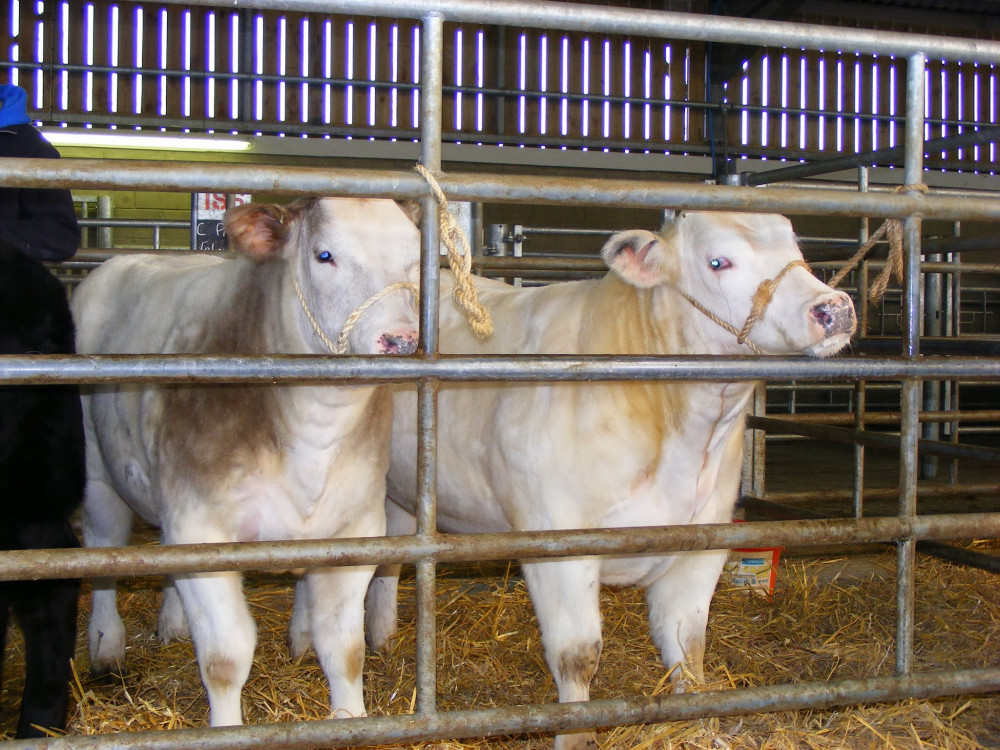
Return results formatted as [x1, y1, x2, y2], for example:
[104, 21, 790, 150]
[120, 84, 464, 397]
[601, 229, 676, 288]
[224, 202, 293, 262]
[395, 200, 422, 227]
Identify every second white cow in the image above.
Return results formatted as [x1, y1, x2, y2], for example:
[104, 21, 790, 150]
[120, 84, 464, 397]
[73, 197, 420, 726]
[364, 211, 856, 749]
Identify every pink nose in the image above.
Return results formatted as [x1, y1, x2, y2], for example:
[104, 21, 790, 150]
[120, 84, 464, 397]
[378, 331, 418, 355]
[810, 294, 856, 337]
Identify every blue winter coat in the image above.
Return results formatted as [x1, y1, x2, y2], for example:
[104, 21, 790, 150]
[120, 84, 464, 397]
[0, 85, 80, 262]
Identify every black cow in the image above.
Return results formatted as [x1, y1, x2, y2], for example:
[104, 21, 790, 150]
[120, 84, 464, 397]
[0, 243, 85, 739]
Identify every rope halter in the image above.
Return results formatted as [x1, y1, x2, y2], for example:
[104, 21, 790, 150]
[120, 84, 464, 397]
[680, 259, 811, 356]
[827, 183, 929, 302]
[293, 276, 418, 355]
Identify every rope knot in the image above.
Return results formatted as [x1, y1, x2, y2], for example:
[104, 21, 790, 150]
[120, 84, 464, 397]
[414, 163, 494, 339]
[828, 182, 929, 304]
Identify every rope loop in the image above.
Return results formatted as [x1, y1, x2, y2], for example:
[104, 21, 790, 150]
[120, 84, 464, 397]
[293, 276, 418, 355]
[828, 183, 929, 304]
[414, 163, 494, 339]
[680, 258, 812, 356]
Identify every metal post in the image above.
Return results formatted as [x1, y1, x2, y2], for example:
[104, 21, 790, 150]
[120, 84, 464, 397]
[97, 194, 113, 249]
[948, 221, 962, 485]
[896, 51, 926, 678]
[416, 10, 445, 717]
[853, 166, 869, 519]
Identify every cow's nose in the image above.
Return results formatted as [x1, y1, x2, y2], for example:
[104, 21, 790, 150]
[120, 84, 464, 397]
[810, 295, 856, 337]
[378, 331, 418, 355]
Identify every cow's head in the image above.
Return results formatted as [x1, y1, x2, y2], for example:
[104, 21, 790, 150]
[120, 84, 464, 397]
[601, 212, 856, 357]
[225, 197, 420, 355]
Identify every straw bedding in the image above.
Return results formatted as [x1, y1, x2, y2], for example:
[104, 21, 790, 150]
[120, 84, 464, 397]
[2, 544, 998, 748]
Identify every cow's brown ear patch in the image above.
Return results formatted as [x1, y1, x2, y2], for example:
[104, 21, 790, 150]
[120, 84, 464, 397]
[224, 203, 289, 263]
[601, 230, 671, 289]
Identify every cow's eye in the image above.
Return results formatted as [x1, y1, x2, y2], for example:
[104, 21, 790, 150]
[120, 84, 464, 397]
[316, 250, 335, 264]
[709, 257, 731, 271]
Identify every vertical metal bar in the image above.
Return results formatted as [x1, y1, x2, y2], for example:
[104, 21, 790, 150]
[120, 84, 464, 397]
[752, 383, 767, 499]
[922, 249, 943, 477]
[948, 221, 962, 485]
[896, 51, 926, 678]
[415, 10, 445, 717]
[98, 195, 113, 248]
[853, 166, 869, 519]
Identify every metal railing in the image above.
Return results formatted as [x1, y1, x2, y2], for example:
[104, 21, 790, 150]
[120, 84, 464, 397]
[2, 1, 1000, 748]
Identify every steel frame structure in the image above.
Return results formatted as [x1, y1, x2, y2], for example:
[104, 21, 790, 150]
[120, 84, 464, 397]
[2, 1, 1000, 748]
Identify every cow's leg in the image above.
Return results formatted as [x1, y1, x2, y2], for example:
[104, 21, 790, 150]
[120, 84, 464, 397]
[364, 500, 415, 653]
[521, 558, 602, 750]
[645, 550, 729, 685]
[304, 565, 374, 719]
[81, 479, 134, 676]
[287, 577, 310, 659]
[172, 570, 255, 726]
[158, 577, 189, 644]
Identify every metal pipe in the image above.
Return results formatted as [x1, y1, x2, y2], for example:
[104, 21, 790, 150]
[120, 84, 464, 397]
[746, 416, 1000, 463]
[2, 354, 999, 385]
[760, 409, 1000, 426]
[762, 483, 1000, 505]
[745, 124, 1000, 186]
[2, 668, 998, 750]
[2, 513, 998, 582]
[6, 159, 1000, 221]
[415, 10, 445, 718]
[138, 0, 1000, 63]
[739, 498, 1000, 574]
[895, 51, 927, 679]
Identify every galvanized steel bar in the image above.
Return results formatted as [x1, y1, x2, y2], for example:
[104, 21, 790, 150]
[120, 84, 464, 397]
[762, 483, 1000, 505]
[6, 159, 1000, 220]
[746, 416, 1000, 463]
[3, 668, 998, 750]
[745, 124, 1000, 186]
[145, 0, 1000, 63]
[1, 354, 997, 384]
[415, 10, 446, 718]
[3, 514, 998, 582]
[896, 52, 928, 679]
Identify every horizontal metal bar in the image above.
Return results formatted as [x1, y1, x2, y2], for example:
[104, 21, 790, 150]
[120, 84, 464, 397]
[144, 0, 1000, 63]
[4, 159, 1000, 220]
[2, 513, 997, 581]
[761, 483, 1000, 506]
[748, 415, 1000, 463]
[4, 668, 998, 750]
[769, 409, 1000, 425]
[746, 125, 1000, 185]
[0, 354, 998, 385]
[917, 542, 1000, 573]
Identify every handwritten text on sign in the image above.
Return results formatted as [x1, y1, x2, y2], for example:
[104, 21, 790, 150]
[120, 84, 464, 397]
[192, 193, 251, 251]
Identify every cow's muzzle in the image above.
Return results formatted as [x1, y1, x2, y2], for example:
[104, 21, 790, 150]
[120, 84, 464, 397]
[810, 295, 856, 337]
[378, 331, 418, 355]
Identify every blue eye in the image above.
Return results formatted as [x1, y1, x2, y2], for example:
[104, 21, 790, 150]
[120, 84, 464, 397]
[709, 257, 731, 271]
[316, 250, 334, 264]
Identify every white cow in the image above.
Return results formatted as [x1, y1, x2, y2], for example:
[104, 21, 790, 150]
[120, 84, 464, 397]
[362, 211, 856, 749]
[73, 197, 420, 726]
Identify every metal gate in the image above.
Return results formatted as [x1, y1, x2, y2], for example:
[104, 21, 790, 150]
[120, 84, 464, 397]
[1, 1, 999, 748]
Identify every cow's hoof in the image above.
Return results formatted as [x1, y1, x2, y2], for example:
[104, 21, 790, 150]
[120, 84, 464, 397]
[555, 730, 598, 750]
[157, 609, 190, 644]
[288, 625, 312, 661]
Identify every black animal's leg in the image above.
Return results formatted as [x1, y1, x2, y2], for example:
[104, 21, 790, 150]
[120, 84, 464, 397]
[13, 576, 80, 739]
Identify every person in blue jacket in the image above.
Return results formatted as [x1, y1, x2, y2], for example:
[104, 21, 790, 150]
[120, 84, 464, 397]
[0, 83, 84, 739]
[0, 84, 80, 261]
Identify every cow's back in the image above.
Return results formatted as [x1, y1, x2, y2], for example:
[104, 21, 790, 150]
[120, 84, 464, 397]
[73, 252, 232, 356]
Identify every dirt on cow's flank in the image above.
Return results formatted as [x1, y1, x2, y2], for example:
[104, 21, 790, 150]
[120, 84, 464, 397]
[2, 546, 998, 748]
